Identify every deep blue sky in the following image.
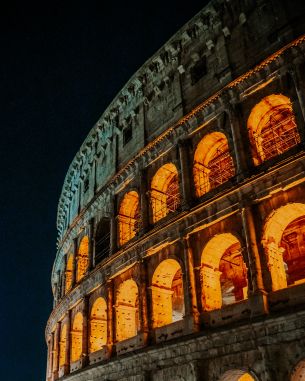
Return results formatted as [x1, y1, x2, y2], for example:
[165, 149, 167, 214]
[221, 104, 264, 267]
[0, 1, 207, 380]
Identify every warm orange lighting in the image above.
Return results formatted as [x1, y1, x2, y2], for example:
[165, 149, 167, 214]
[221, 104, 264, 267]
[247, 94, 300, 165]
[65, 254, 73, 293]
[59, 324, 67, 367]
[70, 312, 83, 363]
[151, 259, 184, 328]
[219, 370, 255, 381]
[263, 203, 305, 291]
[89, 297, 107, 353]
[118, 191, 140, 246]
[291, 359, 305, 381]
[193, 132, 235, 197]
[76, 236, 89, 282]
[201, 233, 248, 311]
[150, 163, 180, 223]
[115, 279, 139, 341]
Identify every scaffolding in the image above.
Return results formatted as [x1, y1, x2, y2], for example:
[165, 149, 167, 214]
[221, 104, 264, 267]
[150, 175, 181, 222]
[194, 147, 235, 196]
[118, 210, 141, 246]
[254, 109, 300, 162]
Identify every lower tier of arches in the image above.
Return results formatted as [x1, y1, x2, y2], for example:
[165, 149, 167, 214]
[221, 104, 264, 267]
[47, 307, 305, 381]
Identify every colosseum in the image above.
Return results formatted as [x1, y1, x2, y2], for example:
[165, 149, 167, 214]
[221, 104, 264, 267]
[46, 1, 305, 380]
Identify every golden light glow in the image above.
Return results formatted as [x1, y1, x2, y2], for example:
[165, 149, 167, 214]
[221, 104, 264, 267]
[151, 259, 184, 328]
[71, 312, 83, 363]
[263, 203, 305, 291]
[291, 359, 305, 381]
[76, 236, 89, 282]
[65, 254, 73, 293]
[219, 370, 255, 381]
[118, 191, 140, 246]
[201, 233, 248, 311]
[151, 163, 180, 223]
[193, 132, 235, 197]
[247, 94, 300, 165]
[89, 297, 107, 353]
[59, 324, 67, 367]
[115, 279, 138, 341]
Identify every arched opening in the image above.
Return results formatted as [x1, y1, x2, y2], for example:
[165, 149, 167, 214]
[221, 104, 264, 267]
[193, 132, 235, 197]
[219, 369, 256, 381]
[89, 297, 107, 353]
[118, 191, 140, 246]
[247, 94, 300, 165]
[95, 218, 110, 264]
[151, 259, 185, 328]
[201, 233, 248, 311]
[263, 203, 305, 291]
[291, 359, 305, 380]
[70, 312, 83, 363]
[76, 236, 89, 282]
[65, 254, 73, 293]
[150, 163, 180, 223]
[115, 279, 139, 341]
[59, 324, 67, 367]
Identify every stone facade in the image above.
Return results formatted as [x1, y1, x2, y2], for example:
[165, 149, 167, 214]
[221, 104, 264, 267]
[46, 1, 305, 380]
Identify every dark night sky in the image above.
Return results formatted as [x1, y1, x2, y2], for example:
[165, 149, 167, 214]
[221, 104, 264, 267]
[0, 1, 207, 380]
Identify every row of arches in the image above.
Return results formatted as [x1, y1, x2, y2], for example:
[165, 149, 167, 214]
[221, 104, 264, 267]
[64, 201, 305, 305]
[60, 94, 301, 291]
[51, 201, 305, 378]
[117, 94, 300, 244]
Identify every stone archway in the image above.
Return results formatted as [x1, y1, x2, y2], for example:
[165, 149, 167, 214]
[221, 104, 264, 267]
[247, 94, 300, 165]
[201, 233, 248, 311]
[150, 163, 180, 223]
[262, 203, 305, 291]
[89, 297, 107, 353]
[193, 131, 235, 197]
[151, 259, 185, 328]
[118, 190, 140, 246]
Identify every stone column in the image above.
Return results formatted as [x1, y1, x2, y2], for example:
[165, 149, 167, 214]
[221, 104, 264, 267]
[139, 169, 149, 234]
[178, 139, 192, 210]
[72, 238, 78, 286]
[64, 311, 71, 375]
[225, 100, 249, 179]
[110, 197, 117, 255]
[46, 334, 54, 381]
[182, 237, 199, 330]
[88, 218, 95, 271]
[52, 322, 61, 380]
[81, 296, 89, 367]
[241, 206, 268, 316]
[290, 63, 305, 139]
[106, 280, 114, 350]
[138, 260, 149, 338]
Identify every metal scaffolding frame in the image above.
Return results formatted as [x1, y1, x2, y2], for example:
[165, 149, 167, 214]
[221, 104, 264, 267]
[254, 110, 300, 161]
[194, 147, 234, 196]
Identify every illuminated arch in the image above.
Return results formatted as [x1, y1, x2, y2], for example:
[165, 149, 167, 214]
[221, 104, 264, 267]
[201, 233, 248, 311]
[89, 297, 107, 353]
[193, 132, 235, 197]
[219, 370, 256, 381]
[65, 254, 73, 293]
[70, 312, 83, 363]
[118, 191, 140, 246]
[247, 94, 300, 165]
[76, 236, 89, 282]
[291, 359, 305, 381]
[263, 203, 305, 291]
[59, 324, 67, 367]
[151, 163, 180, 223]
[151, 259, 185, 328]
[115, 279, 139, 341]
